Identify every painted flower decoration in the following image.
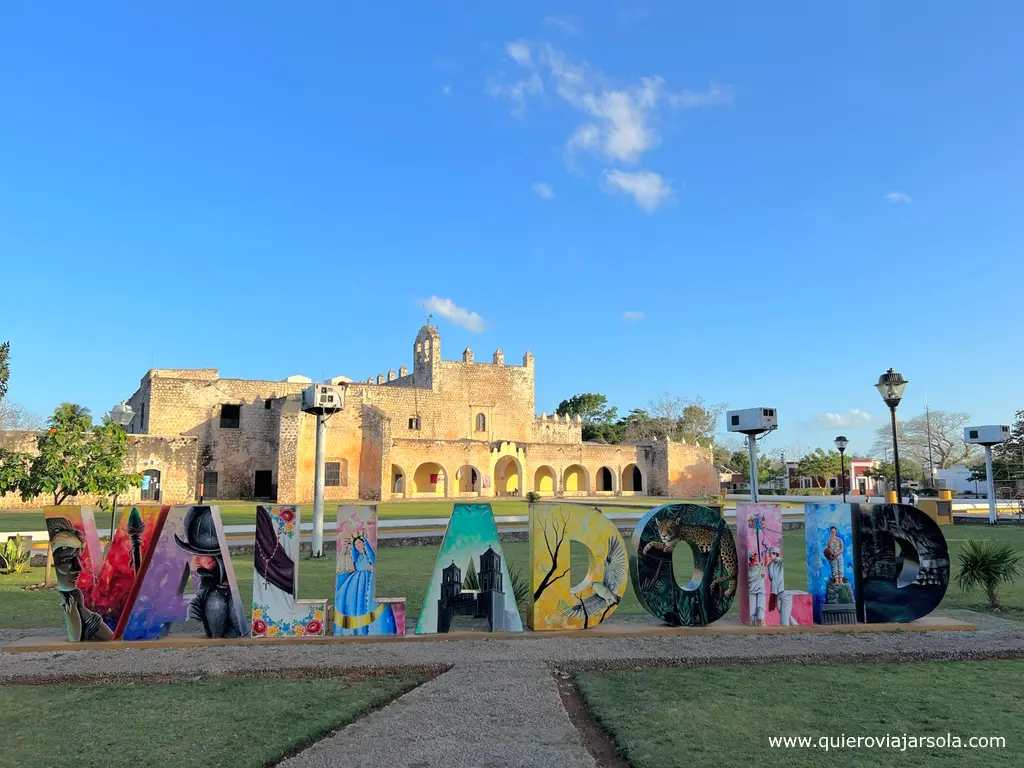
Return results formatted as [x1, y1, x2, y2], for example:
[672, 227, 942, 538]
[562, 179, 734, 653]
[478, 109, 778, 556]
[280, 509, 296, 523]
[252, 619, 268, 635]
[748, 514, 766, 530]
[306, 620, 323, 635]
[252, 608, 263, 620]
[267, 626, 279, 637]
[295, 624, 306, 636]
[313, 609, 324, 622]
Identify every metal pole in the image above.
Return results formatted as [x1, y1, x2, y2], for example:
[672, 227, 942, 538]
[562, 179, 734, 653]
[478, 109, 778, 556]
[986, 445, 997, 525]
[925, 405, 935, 488]
[890, 405, 903, 504]
[840, 451, 847, 503]
[312, 412, 326, 557]
[747, 435, 759, 503]
[109, 494, 118, 546]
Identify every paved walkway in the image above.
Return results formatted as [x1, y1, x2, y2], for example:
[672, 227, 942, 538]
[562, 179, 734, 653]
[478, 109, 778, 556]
[3, 611, 1023, 767]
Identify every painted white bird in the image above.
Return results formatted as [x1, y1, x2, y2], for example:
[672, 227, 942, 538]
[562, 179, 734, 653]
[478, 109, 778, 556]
[561, 536, 627, 622]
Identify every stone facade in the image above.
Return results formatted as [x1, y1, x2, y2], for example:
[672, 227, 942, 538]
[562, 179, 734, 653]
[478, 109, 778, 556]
[26, 324, 716, 506]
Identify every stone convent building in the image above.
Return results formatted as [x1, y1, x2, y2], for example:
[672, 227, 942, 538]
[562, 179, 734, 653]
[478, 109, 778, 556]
[99, 325, 716, 506]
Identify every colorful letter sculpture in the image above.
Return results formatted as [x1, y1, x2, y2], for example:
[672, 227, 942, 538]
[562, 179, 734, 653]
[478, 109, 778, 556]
[415, 503, 524, 634]
[250, 506, 328, 638]
[45, 505, 171, 642]
[855, 503, 950, 623]
[122, 505, 245, 640]
[334, 505, 406, 636]
[805, 503, 858, 625]
[528, 503, 628, 630]
[629, 503, 737, 626]
[736, 503, 811, 626]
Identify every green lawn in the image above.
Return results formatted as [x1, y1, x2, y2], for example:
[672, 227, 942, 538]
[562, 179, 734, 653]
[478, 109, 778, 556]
[0, 675, 421, 768]
[576, 660, 1023, 767]
[3, 527, 1024, 631]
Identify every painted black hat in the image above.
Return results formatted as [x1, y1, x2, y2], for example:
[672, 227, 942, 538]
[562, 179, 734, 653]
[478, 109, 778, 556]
[174, 506, 221, 556]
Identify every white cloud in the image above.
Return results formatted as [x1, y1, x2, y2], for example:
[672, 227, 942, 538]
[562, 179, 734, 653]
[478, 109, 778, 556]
[544, 15, 581, 35]
[817, 409, 874, 428]
[603, 169, 672, 211]
[506, 40, 533, 68]
[441, 84, 453, 97]
[622, 310, 646, 322]
[668, 83, 735, 108]
[531, 182, 555, 199]
[417, 297, 487, 333]
[485, 71, 543, 116]
[886, 191, 913, 204]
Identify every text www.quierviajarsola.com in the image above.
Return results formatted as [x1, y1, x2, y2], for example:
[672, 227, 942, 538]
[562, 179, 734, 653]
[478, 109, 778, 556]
[768, 734, 1006, 752]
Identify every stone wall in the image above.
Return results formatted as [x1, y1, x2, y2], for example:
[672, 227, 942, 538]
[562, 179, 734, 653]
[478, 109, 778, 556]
[0, 431, 197, 509]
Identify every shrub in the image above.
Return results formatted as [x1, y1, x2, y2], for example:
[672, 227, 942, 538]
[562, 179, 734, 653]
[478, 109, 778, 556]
[0, 535, 30, 575]
[525, 491, 542, 503]
[957, 539, 1021, 610]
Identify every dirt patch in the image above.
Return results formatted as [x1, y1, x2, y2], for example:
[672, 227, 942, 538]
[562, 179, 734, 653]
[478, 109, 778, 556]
[4, 663, 449, 687]
[553, 668, 630, 768]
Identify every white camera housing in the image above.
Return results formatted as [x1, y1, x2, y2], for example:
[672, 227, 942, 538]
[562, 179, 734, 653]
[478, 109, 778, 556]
[726, 407, 778, 435]
[964, 425, 1010, 446]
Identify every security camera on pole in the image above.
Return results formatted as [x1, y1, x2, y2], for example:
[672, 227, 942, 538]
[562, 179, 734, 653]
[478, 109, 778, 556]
[726, 408, 778, 502]
[301, 382, 348, 557]
[964, 425, 1011, 525]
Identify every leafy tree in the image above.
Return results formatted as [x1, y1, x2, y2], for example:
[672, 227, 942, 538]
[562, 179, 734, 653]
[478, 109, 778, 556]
[871, 410, 978, 472]
[795, 448, 848, 488]
[990, 410, 1024, 486]
[555, 393, 622, 442]
[0, 341, 9, 402]
[15, 403, 141, 505]
[620, 394, 726, 445]
[728, 446, 774, 484]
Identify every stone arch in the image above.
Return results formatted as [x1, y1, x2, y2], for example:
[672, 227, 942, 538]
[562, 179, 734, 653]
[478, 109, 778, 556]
[494, 455, 522, 496]
[563, 464, 589, 496]
[456, 464, 482, 495]
[412, 461, 448, 497]
[622, 463, 644, 494]
[391, 464, 407, 497]
[596, 466, 616, 494]
[533, 465, 557, 496]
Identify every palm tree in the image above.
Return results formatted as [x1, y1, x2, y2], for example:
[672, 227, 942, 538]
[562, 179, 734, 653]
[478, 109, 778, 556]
[956, 539, 1021, 611]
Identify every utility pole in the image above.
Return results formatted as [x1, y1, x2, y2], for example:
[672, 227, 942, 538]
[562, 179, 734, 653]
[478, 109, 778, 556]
[925, 404, 935, 488]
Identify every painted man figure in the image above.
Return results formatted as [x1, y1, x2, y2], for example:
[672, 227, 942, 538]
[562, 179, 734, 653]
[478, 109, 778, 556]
[174, 506, 242, 639]
[747, 552, 766, 626]
[48, 517, 114, 643]
[765, 547, 798, 626]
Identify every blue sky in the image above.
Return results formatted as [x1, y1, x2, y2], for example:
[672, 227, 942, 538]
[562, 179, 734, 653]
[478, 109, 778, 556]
[2, 2, 1022, 457]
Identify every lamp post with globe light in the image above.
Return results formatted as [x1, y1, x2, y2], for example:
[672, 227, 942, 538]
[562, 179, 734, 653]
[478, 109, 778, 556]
[875, 369, 908, 503]
[834, 435, 849, 503]
[107, 401, 135, 536]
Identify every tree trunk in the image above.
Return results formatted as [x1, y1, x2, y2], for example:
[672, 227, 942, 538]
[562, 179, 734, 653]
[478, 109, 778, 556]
[986, 582, 1002, 610]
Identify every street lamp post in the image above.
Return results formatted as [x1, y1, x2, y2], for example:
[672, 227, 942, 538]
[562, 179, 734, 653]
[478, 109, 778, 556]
[875, 369, 909, 504]
[107, 401, 135, 538]
[834, 435, 849, 503]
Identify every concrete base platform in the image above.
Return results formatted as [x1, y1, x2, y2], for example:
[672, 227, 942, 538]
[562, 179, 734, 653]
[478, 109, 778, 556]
[1, 614, 974, 654]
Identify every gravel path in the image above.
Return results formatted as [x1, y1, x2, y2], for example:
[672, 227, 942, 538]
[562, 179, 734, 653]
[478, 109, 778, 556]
[3, 611, 1022, 767]
[278, 661, 595, 768]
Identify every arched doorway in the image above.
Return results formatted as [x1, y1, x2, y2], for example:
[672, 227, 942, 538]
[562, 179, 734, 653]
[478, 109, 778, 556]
[141, 469, 161, 502]
[622, 463, 644, 493]
[391, 464, 406, 496]
[597, 467, 614, 493]
[494, 456, 521, 496]
[563, 464, 588, 496]
[413, 462, 447, 497]
[534, 466, 556, 496]
[456, 465, 481, 495]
